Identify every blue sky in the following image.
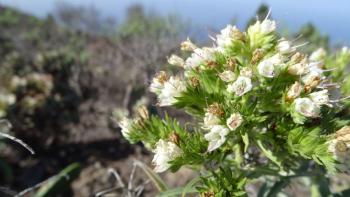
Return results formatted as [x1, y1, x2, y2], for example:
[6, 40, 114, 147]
[0, 0, 349, 44]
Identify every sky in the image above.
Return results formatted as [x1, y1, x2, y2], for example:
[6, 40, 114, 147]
[0, 0, 349, 44]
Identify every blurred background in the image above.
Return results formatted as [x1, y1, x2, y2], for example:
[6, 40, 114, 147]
[0, 0, 349, 196]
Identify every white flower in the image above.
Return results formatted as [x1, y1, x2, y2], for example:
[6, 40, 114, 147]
[286, 81, 302, 100]
[277, 38, 295, 54]
[118, 117, 134, 140]
[150, 71, 169, 94]
[309, 48, 326, 62]
[158, 76, 186, 106]
[216, 25, 243, 50]
[260, 19, 276, 34]
[294, 98, 320, 118]
[152, 139, 182, 172]
[168, 54, 184, 67]
[257, 54, 283, 78]
[226, 113, 243, 131]
[219, 70, 236, 82]
[258, 60, 275, 78]
[181, 38, 197, 51]
[204, 125, 229, 152]
[249, 19, 276, 35]
[227, 76, 253, 96]
[307, 62, 324, 73]
[309, 90, 329, 106]
[184, 48, 215, 70]
[203, 112, 221, 129]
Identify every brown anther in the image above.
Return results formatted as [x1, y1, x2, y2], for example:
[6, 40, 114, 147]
[155, 71, 169, 85]
[189, 76, 200, 87]
[304, 76, 321, 93]
[207, 61, 219, 69]
[291, 52, 305, 63]
[251, 49, 264, 65]
[232, 29, 245, 41]
[226, 58, 237, 70]
[208, 103, 224, 117]
[169, 132, 180, 145]
[202, 191, 215, 197]
[304, 85, 312, 93]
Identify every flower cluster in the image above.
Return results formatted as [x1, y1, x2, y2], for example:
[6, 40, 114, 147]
[328, 126, 350, 173]
[117, 18, 350, 196]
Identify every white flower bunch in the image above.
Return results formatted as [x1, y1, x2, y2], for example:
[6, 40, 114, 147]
[152, 139, 182, 172]
[118, 17, 350, 196]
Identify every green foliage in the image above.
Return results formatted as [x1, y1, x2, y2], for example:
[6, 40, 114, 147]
[287, 128, 336, 172]
[197, 167, 247, 197]
[34, 163, 81, 197]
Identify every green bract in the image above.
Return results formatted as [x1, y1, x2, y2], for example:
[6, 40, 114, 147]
[117, 19, 350, 196]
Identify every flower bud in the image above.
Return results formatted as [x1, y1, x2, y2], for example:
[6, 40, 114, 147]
[168, 54, 184, 67]
[309, 48, 326, 62]
[286, 81, 302, 101]
[309, 89, 329, 106]
[277, 38, 295, 54]
[219, 70, 236, 82]
[204, 125, 230, 152]
[287, 62, 308, 75]
[251, 49, 265, 65]
[302, 72, 322, 92]
[181, 38, 197, 51]
[291, 52, 305, 63]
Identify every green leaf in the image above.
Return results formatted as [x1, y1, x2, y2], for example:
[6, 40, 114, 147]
[257, 139, 282, 169]
[182, 177, 201, 197]
[266, 177, 290, 197]
[241, 131, 249, 153]
[34, 163, 81, 197]
[134, 160, 169, 192]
